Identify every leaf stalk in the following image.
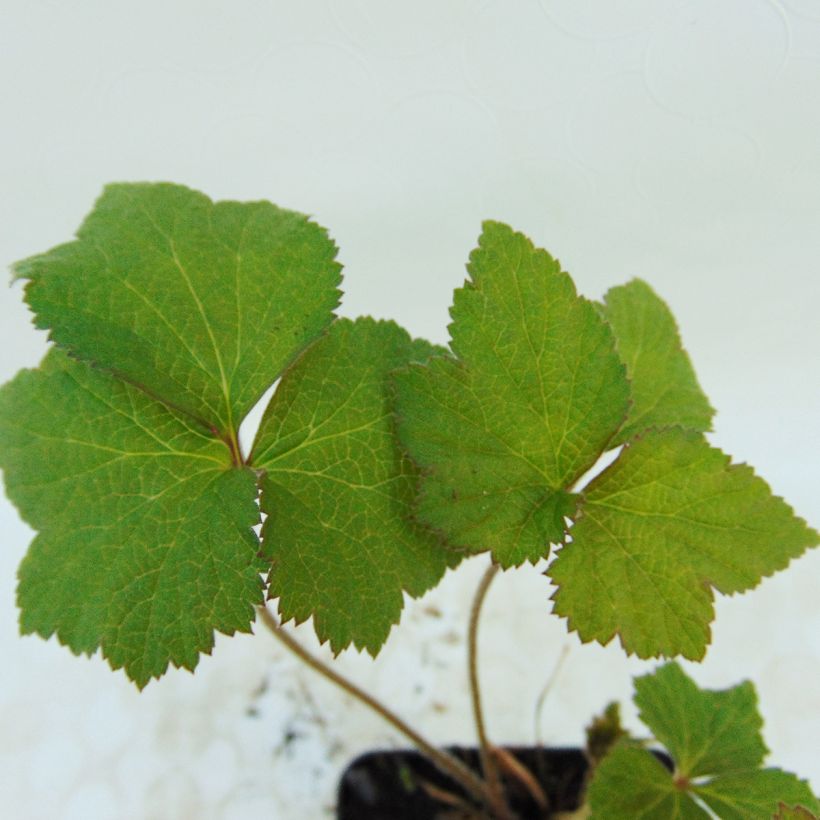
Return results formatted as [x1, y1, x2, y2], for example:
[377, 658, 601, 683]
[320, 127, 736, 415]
[256, 604, 497, 813]
[468, 561, 514, 820]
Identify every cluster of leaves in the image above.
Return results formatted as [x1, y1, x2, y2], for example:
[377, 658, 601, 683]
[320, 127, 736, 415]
[588, 664, 819, 819]
[393, 221, 817, 662]
[0, 183, 452, 686]
[0, 183, 817, 694]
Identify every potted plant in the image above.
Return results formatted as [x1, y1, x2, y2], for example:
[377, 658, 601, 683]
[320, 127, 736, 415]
[0, 182, 817, 819]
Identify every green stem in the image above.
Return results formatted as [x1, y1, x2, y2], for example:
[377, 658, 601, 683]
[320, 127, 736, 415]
[468, 561, 513, 820]
[256, 605, 495, 811]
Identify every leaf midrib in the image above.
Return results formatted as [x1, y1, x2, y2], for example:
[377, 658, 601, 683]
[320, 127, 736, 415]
[126, 189, 236, 437]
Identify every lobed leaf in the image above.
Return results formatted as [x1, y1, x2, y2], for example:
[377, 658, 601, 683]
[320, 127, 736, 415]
[0, 350, 262, 687]
[252, 318, 458, 655]
[396, 221, 818, 657]
[1, 184, 452, 680]
[589, 742, 710, 819]
[394, 221, 629, 566]
[634, 662, 765, 777]
[16, 182, 341, 437]
[589, 664, 819, 820]
[549, 429, 819, 660]
[600, 279, 714, 445]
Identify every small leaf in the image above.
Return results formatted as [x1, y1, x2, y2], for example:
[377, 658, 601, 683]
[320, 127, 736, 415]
[550, 429, 818, 659]
[394, 221, 629, 566]
[586, 701, 627, 766]
[634, 663, 766, 776]
[600, 279, 714, 445]
[589, 664, 819, 820]
[16, 182, 341, 436]
[0, 350, 262, 687]
[252, 318, 457, 655]
[589, 742, 710, 819]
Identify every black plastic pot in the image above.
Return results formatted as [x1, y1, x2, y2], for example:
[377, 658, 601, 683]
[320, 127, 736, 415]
[337, 746, 673, 819]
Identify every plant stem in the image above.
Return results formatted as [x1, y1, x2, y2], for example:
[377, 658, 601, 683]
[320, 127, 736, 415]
[468, 561, 513, 820]
[256, 604, 496, 812]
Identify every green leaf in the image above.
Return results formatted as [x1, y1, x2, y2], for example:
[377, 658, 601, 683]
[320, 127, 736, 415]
[0, 350, 262, 687]
[589, 664, 819, 820]
[600, 279, 714, 445]
[16, 182, 341, 436]
[252, 318, 457, 655]
[696, 770, 820, 820]
[549, 429, 818, 659]
[394, 221, 629, 566]
[586, 701, 628, 765]
[3, 185, 461, 673]
[634, 663, 766, 776]
[589, 742, 710, 819]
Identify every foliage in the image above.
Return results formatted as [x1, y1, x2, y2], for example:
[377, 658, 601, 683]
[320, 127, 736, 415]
[0, 184, 450, 685]
[0, 183, 816, 814]
[588, 664, 819, 819]
[585, 701, 627, 766]
[394, 222, 817, 660]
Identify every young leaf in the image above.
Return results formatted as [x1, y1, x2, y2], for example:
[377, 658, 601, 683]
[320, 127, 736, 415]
[251, 318, 457, 655]
[16, 182, 341, 438]
[0, 350, 262, 688]
[633, 662, 766, 776]
[600, 279, 714, 445]
[586, 701, 627, 766]
[588, 664, 819, 819]
[394, 221, 629, 566]
[589, 743, 711, 819]
[550, 429, 818, 660]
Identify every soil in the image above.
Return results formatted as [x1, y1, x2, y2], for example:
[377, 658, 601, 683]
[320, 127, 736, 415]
[336, 746, 673, 819]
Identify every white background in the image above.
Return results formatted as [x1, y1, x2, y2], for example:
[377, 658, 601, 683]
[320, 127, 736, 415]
[1, 1, 819, 817]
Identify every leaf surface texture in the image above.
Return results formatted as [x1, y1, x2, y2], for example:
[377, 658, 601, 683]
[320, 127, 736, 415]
[394, 221, 629, 566]
[0, 185, 447, 680]
[601, 279, 714, 445]
[0, 350, 262, 687]
[550, 429, 818, 659]
[252, 318, 456, 654]
[17, 182, 341, 435]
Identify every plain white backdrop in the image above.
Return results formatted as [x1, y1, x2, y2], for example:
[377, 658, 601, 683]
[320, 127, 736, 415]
[1, 2, 818, 817]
